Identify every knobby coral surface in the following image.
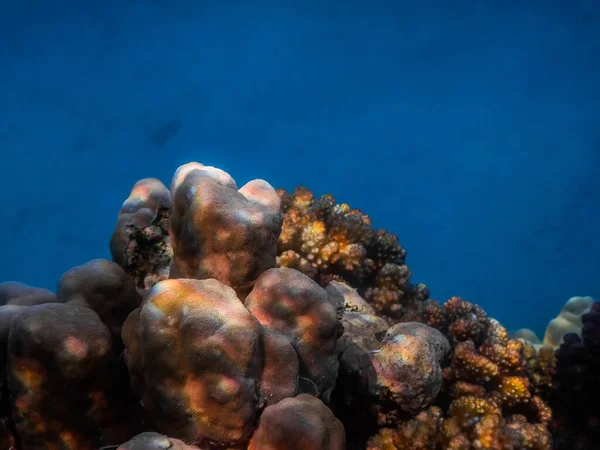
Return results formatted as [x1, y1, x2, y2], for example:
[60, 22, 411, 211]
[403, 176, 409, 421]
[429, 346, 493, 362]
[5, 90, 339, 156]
[57, 259, 141, 338]
[244, 267, 342, 402]
[8, 303, 135, 449]
[122, 277, 300, 445]
[0, 161, 594, 450]
[275, 186, 430, 322]
[110, 178, 173, 297]
[169, 162, 282, 300]
[248, 394, 345, 450]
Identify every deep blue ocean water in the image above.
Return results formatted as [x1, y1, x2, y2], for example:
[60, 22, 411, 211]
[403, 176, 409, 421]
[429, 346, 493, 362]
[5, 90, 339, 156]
[1, 0, 598, 335]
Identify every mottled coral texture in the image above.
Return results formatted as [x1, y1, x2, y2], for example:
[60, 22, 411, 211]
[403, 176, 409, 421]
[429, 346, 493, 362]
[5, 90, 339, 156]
[0, 161, 595, 450]
[244, 267, 342, 402]
[121, 277, 299, 445]
[8, 303, 133, 449]
[169, 162, 282, 300]
[249, 394, 345, 450]
[110, 178, 173, 297]
[57, 259, 141, 337]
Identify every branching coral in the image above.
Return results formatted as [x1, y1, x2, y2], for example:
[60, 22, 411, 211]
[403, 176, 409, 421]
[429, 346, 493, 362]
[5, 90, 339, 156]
[276, 186, 428, 321]
[367, 404, 553, 450]
[440, 301, 552, 426]
[523, 344, 556, 398]
[361, 296, 554, 449]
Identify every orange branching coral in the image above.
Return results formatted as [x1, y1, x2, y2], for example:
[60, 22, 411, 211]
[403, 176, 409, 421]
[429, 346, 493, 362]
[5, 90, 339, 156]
[367, 405, 552, 450]
[504, 415, 553, 449]
[444, 296, 490, 344]
[390, 296, 554, 449]
[480, 339, 524, 372]
[530, 395, 552, 425]
[523, 344, 556, 397]
[366, 407, 445, 450]
[410, 299, 447, 330]
[444, 326, 551, 423]
[449, 340, 500, 382]
[450, 381, 486, 398]
[276, 187, 428, 321]
[278, 188, 374, 275]
[499, 376, 531, 406]
[365, 264, 412, 317]
[449, 395, 501, 422]
[406, 296, 492, 346]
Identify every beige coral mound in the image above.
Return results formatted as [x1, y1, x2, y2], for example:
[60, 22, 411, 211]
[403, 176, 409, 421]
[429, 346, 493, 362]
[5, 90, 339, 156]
[373, 329, 445, 417]
[543, 296, 594, 347]
[513, 296, 594, 348]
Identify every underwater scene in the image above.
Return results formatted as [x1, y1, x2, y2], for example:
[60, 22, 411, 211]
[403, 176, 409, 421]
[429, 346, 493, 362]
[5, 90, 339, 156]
[0, 1, 598, 449]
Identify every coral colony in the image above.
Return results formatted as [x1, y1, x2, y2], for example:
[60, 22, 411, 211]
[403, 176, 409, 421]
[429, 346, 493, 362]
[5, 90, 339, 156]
[0, 162, 597, 450]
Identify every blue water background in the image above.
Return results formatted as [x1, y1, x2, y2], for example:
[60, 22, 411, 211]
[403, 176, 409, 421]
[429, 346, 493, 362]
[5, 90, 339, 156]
[1, 0, 598, 335]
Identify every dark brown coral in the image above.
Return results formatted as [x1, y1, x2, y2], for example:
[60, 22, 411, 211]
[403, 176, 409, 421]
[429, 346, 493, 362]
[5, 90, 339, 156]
[110, 178, 173, 297]
[244, 267, 343, 402]
[550, 301, 600, 450]
[56, 259, 141, 338]
[248, 394, 345, 450]
[8, 303, 136, 449]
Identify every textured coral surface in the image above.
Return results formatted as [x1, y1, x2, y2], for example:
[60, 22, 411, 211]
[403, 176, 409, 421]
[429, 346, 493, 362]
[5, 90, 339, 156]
[0, 162, 595, 450]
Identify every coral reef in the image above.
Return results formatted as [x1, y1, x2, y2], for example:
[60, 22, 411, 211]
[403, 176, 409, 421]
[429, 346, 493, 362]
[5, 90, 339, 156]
[0, 161, 596, 449]
[336, 295, 553, 449]
[275, 186, 428, 322]
[513, 296, 594, 348]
